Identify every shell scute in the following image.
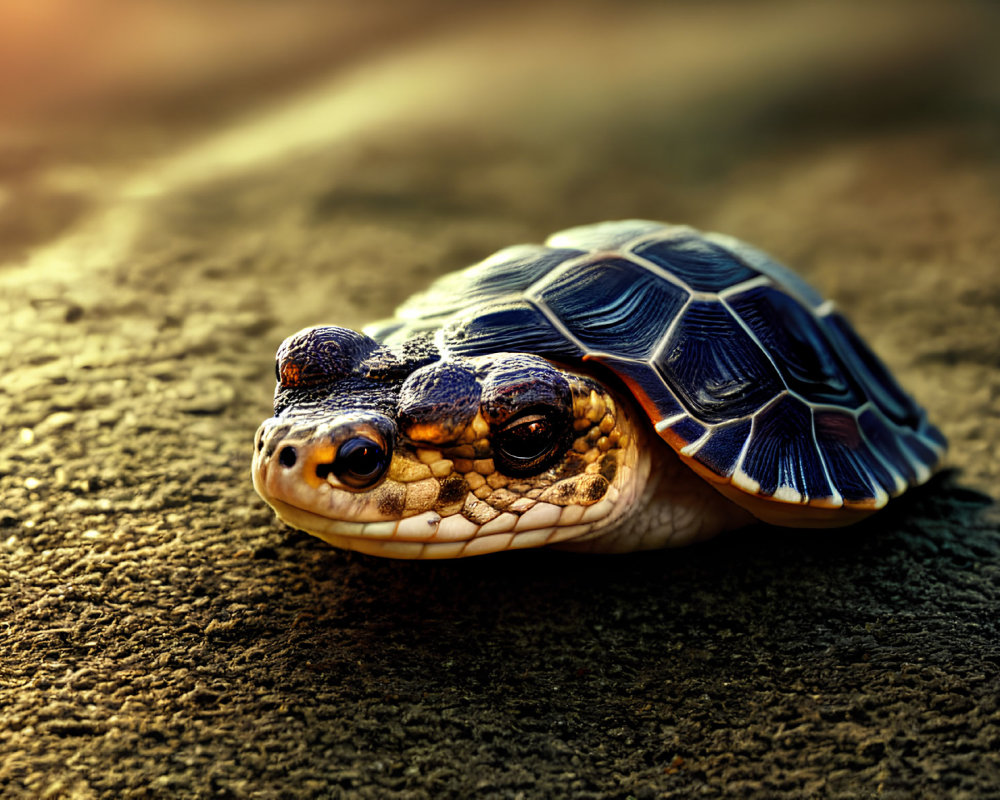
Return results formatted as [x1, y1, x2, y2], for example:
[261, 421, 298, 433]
[546, 219, 674, 251]
[923, 423, 948, 451]
[632, 234, 759, 291]
[813, 409, 887, 504]
[858, 409, 920, 489]
[739, 395, 834, 503]
[689, 418, 751, 478]
[590, 354, 685, 423]
[727, 285, 866, 408]
[441, 300, 582, 360]
[669, 416, 707, 446]
[898, 429, 941, 470]
[535, 257, 688, 359]
[703, 232, 826, 309]
[825, 312, 924, 429]
[654, 300, 785, 425]
[398, 245, 584, 322]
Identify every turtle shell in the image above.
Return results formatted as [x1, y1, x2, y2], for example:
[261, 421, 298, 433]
[366, 220, 946, 516]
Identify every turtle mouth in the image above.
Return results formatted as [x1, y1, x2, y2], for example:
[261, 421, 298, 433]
[250, 374, 651, 558]
[252, 447, 619, 559]
[254, 494, 599, 559]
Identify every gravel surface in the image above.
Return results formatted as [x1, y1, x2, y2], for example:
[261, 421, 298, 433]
[2, 3, 999, 798]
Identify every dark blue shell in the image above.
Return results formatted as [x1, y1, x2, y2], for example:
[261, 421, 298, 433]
[368, 221, 945, 510]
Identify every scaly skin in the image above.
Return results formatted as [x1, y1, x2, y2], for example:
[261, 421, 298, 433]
[253, 354, 750, 558]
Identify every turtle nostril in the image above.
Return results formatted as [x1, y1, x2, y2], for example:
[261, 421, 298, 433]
[278, 446, 298, 468]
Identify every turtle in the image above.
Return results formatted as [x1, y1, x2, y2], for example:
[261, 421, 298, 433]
[252, 220, 946, 559]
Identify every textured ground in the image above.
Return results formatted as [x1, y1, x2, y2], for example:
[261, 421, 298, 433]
[2, 2, 1000, 798]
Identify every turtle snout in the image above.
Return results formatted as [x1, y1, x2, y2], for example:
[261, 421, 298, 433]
[256, 415, 394, 492]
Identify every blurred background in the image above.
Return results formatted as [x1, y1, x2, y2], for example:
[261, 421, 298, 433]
[2, 0, 997, 260]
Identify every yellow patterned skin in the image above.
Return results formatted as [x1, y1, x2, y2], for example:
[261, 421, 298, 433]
[257, 355, 648, 558]
[253, 322, 756, 559]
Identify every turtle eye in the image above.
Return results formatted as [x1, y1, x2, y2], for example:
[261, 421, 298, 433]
[332, 437, 390, 489]
[493, 412, 567, 475]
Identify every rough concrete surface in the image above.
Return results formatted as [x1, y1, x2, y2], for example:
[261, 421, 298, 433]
[2, 2, 999, 798]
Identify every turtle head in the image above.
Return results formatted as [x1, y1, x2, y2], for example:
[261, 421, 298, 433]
[253, 327, 649, 558]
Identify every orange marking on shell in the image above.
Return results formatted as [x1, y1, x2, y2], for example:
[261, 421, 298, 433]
[583, 354, 664, 428]
[657, 427, 690, 452]
[677, 450, 878, 527]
